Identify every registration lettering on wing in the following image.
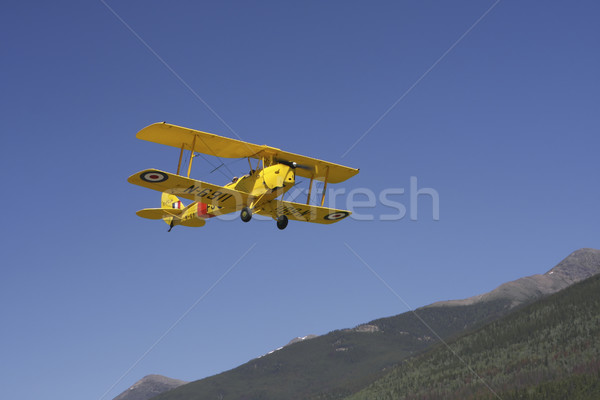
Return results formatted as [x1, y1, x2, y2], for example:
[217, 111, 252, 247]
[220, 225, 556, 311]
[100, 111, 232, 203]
[276, 204, 313, 220]
[183, 185, 235, 203]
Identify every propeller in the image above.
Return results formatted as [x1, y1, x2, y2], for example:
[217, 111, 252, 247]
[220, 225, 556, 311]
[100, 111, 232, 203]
[275, 158, 313, 171]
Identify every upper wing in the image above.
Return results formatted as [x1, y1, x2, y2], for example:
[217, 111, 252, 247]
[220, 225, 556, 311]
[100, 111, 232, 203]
[128, 169, 250, 214]
[137, 122, 265, 159]
[136, 122, 359, 183]
[256, 199, 352, 224]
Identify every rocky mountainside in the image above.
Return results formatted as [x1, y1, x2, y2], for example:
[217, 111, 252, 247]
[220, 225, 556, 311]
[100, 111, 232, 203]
[428, 248, 600, 308]
[112, 375, 187, 400]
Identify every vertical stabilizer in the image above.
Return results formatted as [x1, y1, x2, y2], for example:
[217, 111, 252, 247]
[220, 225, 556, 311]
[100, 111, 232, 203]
[161, 192, 183, 210]
[161, 193, 183, 227]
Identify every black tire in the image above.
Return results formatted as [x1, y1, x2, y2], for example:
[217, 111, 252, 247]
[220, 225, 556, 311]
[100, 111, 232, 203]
[276, 215, 288, 230]
[240, 207, 252, 222]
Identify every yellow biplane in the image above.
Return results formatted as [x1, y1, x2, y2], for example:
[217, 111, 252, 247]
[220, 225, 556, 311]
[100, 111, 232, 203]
[128, 122, 359, 231]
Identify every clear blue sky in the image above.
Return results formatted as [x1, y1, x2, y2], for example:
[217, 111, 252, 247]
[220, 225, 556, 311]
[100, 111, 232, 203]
[1, 1, 599, 399]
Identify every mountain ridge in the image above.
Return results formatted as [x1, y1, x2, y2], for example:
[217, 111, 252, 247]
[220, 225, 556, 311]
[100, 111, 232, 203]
[427, 248, 600, 308]
[112, 375, 187, 400]
[121, 248, 600, 400]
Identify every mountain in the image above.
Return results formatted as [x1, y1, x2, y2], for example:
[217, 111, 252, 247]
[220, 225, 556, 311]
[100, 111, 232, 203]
[146, 248, 600, 400]
[149, 295, 516, 400]
[112, 375, 187, 400]
[258, 334, 319, 358]
[347, 272, 600, 399]
[428, 248, 600, 308]
[285, 334, 318, 346]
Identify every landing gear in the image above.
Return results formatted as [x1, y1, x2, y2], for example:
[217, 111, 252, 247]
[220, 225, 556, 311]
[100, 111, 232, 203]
[276, 215, 288, 230]
[240, 207, 252, 222]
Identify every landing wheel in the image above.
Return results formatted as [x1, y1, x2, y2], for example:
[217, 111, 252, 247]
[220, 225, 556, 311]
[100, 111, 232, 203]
[240, 207, 252, 222]
[276, 215, 288, 230]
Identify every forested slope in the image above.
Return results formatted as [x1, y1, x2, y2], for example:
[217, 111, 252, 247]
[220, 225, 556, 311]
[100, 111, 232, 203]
[347, 274, 600, 400]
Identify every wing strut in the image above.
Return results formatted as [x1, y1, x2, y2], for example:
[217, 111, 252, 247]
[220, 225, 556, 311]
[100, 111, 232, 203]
[176, 143, 185, 175]
[306, 174, 314, 205]
[320, 167, 329, 207]
[187, 135, 197, 178]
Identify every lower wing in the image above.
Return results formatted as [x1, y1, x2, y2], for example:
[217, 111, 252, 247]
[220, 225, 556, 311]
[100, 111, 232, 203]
[256, 199, 352, 224]
[128, 169, 250, 215]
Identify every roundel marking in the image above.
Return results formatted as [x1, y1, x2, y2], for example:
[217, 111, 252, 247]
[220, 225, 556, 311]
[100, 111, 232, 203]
[141, 171, 168, 183]
[324, 211, 350, 221]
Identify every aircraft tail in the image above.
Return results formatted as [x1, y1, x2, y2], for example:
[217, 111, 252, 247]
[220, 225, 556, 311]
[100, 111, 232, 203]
[135, 193, 206, 229]
[161, 192, 183, 210]
[160, 193, 183, 228]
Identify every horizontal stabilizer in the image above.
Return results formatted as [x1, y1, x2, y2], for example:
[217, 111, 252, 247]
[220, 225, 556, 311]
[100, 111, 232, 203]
[136, 208, 183, 220]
